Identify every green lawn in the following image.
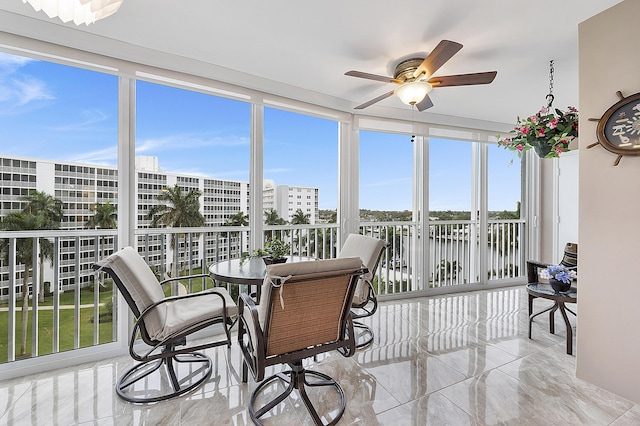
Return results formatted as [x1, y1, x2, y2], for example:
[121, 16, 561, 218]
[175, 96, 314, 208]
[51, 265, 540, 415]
[0, 269, 239, 364]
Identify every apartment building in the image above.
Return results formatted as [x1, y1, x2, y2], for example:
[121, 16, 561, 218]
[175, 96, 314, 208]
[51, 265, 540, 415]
[0, 155, 318, 296]
[263, 179, 318, 224]
[0, 154, 250, 295]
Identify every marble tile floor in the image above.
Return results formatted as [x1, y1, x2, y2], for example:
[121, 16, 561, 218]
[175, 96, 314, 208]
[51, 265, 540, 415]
[2, 286, 639, 425]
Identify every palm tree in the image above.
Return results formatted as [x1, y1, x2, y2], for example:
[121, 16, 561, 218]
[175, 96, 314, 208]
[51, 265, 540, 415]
[224, 211, 249, 257]
[0, 211, 53, 356]
[21, 190, 63, 303]
[264, 208, 286, 241]
[290, 209, 310, 225]
[147, 185, 205, 278]
[226, 211, 249, 227]
[264, 208, 286, 226]
[290, 209, 310, 254]
[85, 201, 117, 285]
[86, 201, 117, 230]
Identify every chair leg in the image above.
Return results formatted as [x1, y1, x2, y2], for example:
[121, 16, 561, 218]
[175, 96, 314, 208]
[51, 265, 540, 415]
[116, 352, 212, 403]
[352, 320, 374, 348]
[249, 362, 347, 426]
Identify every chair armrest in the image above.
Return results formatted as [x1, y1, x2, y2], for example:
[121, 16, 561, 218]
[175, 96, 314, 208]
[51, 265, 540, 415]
[238, 293, 262, 346]
[238, 292, 266, 381]
[526, 260, 549, 283]
[159, 273, 210, 284]
[135, 288, 231, 345]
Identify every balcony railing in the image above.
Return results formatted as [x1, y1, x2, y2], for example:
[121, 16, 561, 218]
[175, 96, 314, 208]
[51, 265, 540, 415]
[0, 219, 524, 365]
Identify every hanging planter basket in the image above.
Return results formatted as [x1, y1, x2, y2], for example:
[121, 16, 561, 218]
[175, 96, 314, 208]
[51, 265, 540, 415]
[497, 61, 579, 159]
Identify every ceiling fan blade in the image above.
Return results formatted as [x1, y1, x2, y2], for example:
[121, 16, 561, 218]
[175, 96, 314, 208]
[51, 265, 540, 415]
[354, 90, 395, 109]
[345, 70, 402, 84]
[413, 40, 463, 79]
[415, 94, 434, 112]
[428, 71, 497, 87]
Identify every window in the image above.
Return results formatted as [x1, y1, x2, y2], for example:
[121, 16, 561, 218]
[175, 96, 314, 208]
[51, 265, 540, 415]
[264, 107, 336, 225]
[0, 51, 118, 361]
[360, 131, 413, 215]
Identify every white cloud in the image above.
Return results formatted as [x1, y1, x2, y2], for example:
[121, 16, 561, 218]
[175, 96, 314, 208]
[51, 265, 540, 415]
[49, 109, 109, 131]
[0, 53, 52, 113]
[67, 146, 117, 165]
[135, 133, 248, 153]
[0, 53, 35, 73]
[11, 77, 53, 106]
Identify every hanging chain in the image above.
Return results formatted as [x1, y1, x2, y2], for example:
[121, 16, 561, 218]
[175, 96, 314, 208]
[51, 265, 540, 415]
[546, 60, 555, 108]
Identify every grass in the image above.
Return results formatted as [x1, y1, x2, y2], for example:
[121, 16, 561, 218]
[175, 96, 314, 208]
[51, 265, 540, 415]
[0, 268, 240, 364]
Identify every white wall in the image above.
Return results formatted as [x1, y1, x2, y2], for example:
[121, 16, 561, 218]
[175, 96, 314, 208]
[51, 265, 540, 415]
[555, 151, 579, 260]
[577, 0, 640, 404]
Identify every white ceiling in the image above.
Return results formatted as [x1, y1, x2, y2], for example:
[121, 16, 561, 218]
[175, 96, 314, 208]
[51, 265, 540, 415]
[0, 0, 623, 129]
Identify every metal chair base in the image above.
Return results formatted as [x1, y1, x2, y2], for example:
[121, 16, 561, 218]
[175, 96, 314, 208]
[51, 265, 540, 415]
[116, 352, 212, 403]
[353, 320, 374, 348]
[249, 362, 346, 426]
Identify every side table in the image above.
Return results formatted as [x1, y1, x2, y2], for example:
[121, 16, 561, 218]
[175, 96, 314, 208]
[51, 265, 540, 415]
[526, 282, 577, 355]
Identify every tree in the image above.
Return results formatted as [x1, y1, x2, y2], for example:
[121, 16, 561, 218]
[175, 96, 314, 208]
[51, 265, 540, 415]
[435, 259, 462, 283]
[290, 209, 310, 255]
[264, 209, 286, 226]
[226, 211, 249, 227]
[147, 185, 205, 277]
[21, 190, 63, 303]
[0, 212, 54, 356]
[263, 208, 287, 240]
[290, 209, 310, 225]
[85, 201, 117, 230]
[85, 201, 117, 287]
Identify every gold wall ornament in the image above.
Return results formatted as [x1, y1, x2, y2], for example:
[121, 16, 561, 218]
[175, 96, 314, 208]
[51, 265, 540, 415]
[588, 91, 640, 166]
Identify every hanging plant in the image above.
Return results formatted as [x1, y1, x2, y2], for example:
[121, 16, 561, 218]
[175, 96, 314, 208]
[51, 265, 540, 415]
[497, 105, 579, 158]
[497, 60, 579, 159]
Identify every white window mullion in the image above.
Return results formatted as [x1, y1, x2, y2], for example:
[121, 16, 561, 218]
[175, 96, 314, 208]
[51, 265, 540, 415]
[117, 75, 135, 350]
[249, 102, 264, 251]
[338, 118, 358, 245]
[478, 141, 489, 284]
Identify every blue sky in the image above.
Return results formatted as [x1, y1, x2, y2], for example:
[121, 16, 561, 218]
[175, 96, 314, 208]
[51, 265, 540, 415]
[0, 52, 521, 212]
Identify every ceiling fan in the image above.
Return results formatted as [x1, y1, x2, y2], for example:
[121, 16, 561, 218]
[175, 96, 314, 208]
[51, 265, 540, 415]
[345, 40, 497, 111]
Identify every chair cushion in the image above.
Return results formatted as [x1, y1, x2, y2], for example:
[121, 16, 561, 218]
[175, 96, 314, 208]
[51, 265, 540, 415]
[161, 288, 237, 341]
[560, 243, 578, 270]
[98, 247, 167, 339]
[338, 234, 386, 304]
[257, 257, 363, 328]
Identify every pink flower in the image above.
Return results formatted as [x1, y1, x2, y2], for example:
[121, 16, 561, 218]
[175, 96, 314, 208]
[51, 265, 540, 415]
[539, 107, 549, 115]
[568, 106, 578, 113]
[529, 115, 538, 123]
[555, 147, 564, 155]
[516, 144, 523, 152]
[520, 127, 530, 135]
[537, 129, 546, 137]
[547, 118, 559, 129]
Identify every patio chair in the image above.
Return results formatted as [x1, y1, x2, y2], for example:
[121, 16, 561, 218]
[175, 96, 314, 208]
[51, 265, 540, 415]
[238, 257, 366, 425]
[526, 242, 578, 320]
[93, 246, 237, 403]
[527, 242, 578, 283]
[338, 234, 387, 348]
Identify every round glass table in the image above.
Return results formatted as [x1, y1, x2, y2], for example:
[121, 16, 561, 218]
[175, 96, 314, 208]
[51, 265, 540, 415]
[209, 255, 316, 300]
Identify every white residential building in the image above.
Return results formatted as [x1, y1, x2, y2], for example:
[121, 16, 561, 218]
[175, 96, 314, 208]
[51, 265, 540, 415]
[263, 179, 318, 224]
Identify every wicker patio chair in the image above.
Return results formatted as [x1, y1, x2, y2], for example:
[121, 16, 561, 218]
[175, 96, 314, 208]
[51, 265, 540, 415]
[238, 257, 366, 425]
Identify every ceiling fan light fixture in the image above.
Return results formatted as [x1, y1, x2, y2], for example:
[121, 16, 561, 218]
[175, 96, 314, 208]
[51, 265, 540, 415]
[395, 81, 433, 106]
[21, 0, 123, 25]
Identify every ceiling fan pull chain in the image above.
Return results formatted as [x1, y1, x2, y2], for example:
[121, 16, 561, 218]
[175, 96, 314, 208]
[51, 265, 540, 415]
[546, 59, 555, 108]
